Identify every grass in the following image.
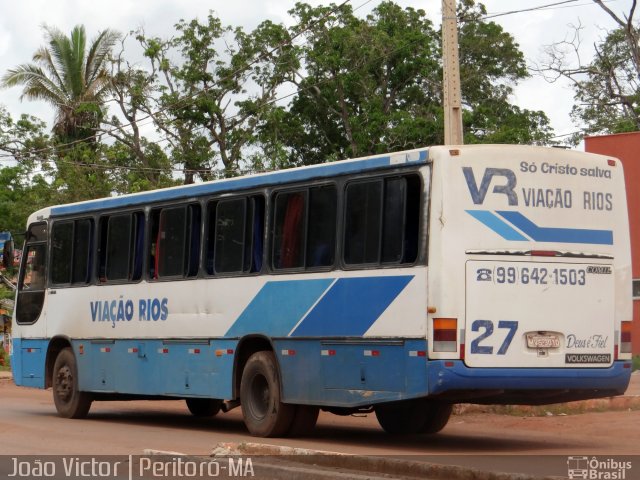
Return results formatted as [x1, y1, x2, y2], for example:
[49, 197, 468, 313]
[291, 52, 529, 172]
[633, 355, 640, 372]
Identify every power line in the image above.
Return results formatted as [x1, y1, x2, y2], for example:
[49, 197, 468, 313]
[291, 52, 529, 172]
[484, 0, 615, 19]
[550, 130, 583, 138]
[485, 0, 579, 19]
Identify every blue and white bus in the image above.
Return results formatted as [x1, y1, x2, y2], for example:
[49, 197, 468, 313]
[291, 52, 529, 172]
[10, 145, 634, 437]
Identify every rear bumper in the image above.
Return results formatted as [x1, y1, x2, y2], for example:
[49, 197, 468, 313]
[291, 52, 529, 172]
[428, 360, 632, 404]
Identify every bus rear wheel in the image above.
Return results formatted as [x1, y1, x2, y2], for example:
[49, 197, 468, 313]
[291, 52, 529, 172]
[287, 405, 319, 437]
[52, 348, 92, 419]
[186, 398, 222, 417]
[375, 399, 451, 435]
[419, 402, 453, 434]
[240, 351, 295, 437]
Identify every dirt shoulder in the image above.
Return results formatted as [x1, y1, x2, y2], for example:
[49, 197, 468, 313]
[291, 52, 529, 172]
[455, 371, 640, 417]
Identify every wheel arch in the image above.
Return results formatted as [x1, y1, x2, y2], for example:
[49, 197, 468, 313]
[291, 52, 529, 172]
[232, 335, 276, 399]
[45, 336, 73, 388]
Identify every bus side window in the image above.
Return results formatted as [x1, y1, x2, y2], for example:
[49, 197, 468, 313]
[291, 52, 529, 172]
[50, 218, 93, 286]
[205, 195, 263, 275]
[98, 212, 144, 283]
[73, 219, 94, 284]
[214, 198, 248, 274]
[150, 204, 200, 279]
[272, 185, 336, 271]
[402, 175, 421, 264]
[306, 185, 336, 268]
[344, 175, 420, 267]
[272, 191, 306, 270]
[158, 207, 187, 278]
[344, 180, 383, 265]
[50, 221, 73, 285]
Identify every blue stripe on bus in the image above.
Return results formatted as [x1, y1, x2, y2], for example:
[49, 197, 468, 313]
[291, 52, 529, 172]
[50, 151, 428, 216]
[465, 210, 528, 241]
[225, 279, 334, 337]
[290, 276, 414, 337]
[497, 211, 614, 245]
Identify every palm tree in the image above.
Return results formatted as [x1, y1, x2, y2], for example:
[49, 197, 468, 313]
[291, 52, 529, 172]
[1, 24, 120, 142]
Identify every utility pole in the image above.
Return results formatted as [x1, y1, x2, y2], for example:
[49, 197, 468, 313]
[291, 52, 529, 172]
[442, 0, 464, 145]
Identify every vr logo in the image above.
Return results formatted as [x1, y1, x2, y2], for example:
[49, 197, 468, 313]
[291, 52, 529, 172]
[463, 167, 518, 206]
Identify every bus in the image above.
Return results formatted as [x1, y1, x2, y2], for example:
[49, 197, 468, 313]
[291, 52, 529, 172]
[10, 144, 633, 437]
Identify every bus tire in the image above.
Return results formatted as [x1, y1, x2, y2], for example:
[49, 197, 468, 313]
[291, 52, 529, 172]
[287, 405, 319, 437]
[419, 402, 453, 434]
[186, 398, 222, 417]
[240, 351, 295, 437]
[52, 348, 92, 419]
[375, 400, 426, 434]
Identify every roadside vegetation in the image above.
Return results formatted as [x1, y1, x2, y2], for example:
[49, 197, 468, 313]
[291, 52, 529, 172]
[0, 348, 9, 371]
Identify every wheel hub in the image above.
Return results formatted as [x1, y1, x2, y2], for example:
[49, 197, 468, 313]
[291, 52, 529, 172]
[55, 365, 73, 402]
[250, 374, 270, 419]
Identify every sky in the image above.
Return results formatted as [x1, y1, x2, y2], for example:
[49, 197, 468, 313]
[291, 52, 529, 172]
[0, 0, 634, 145]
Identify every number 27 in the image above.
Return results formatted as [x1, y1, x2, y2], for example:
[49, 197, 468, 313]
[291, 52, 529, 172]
[470, 320, 518, 355]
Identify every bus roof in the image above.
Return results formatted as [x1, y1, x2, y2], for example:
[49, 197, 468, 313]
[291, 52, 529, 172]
[45, 149, 428, 218]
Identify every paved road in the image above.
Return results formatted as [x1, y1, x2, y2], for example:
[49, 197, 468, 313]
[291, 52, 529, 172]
[1, 374, 638, 478]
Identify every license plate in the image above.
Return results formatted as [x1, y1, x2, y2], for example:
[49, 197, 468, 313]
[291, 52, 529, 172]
[526, 334, 560, 349]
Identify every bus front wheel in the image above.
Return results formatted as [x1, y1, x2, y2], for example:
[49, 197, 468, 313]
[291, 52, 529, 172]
[240, 351, 295, 437]
[52, 348, 92, 419]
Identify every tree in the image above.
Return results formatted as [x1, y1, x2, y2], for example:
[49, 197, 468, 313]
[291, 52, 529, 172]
[0, 105, 50, 166]
[0, 164, 53, 235]
[457, 0, 552, 144]
[1, 25, 125, 206]
[264, 1, 552, 167]
[538, 0, 640, 140]
[1, 24, 120, 143]
[110, 15, 299, 183]
[103, 36, 175, 191]
[0, 106, 55, 235]
[277, 1, 441, 165]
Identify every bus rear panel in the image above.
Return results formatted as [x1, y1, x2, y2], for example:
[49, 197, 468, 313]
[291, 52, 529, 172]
[427, 145, 632, 404]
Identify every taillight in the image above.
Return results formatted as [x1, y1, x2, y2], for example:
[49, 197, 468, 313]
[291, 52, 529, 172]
[433, 318, 457, 352]
[620, 321, 632, 354]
